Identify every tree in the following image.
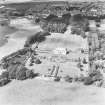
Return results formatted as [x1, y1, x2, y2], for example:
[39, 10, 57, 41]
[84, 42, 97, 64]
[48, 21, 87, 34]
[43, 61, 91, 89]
[0, 71, 9, 80]
[0, 79, 11, 87]
[62, 13, 71, 25]
[84, 77, 94, 85]
[46, 14, 58, 22]
[8, 64, 19, 79]
[16, 66, 27, 80]
[26, 70, 35, 79]
[82, 58, 87, 64]
[64, 75, 73, 83]
[24, 31, 47, 48]
[70, 14, 89, 32]
[24, 31, 48, 64]
[34, 59, 42, 64]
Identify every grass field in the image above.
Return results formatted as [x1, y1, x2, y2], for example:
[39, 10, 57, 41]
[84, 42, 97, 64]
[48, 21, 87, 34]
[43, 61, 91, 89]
[0, 79, 105, 105]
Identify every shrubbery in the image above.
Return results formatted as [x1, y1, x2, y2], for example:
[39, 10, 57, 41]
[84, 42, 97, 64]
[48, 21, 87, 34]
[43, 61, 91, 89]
[24, 31, 47, 48]
[34, 59, 42, 64]
[83, 77, 94, 85]
[0, 71, 9, 80]
[82, 58, 87, 64]
[64, 75, 73, 83]
[26, 69, 36, 79]
[0, 79, 11, 87]
[0, 71, 11, 87]
[89, 70, 103, 82]
[63, 70, 104, 86]
[83, 70, 103, 85]
[0, 64, 38, 85]
[54, 76, 61, 82]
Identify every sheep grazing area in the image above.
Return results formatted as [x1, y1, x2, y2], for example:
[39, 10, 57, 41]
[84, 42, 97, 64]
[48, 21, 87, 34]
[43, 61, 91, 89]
[0, 79, 105, 105]
[0, 16, 105, 105]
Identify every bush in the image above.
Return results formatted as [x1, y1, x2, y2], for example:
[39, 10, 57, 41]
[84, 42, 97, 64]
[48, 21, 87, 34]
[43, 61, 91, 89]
[34, 73, 40, 77]
[73, 75, 85, 82]
[83, 70, 103, 86]
[91, 71, 103, 82]
[64, 75, 73, 83]
[77, 62, 83, 68]
[78, 74, 86, 82]
[25, 32, 46, 46]
[2, 63, 9, 69]
[54, 77, 61, 82]
[81, 32, 87, 39]
[62, 27, 67, 33]
[26, 70, 35, 79]
[24, 43, 30, 48]
[82, 58, 87, 64]
[75, 29, 81, 35]
[0, 79, 11, 87]
[35, 18, 40, 23]
[84, 26, 90, 32]
[84, 77, 94, 85]
[89, 70, 103, 81]
[0, 71, 9, 80]
[71, 30, 76, 34]
[35, 59, 42, 64]
[29, 63, 34, 66]
[71, 27, 81, 35]
[74, 77, 79, 82]
[93, 80, 103, 87]
[96, 24, 100, 27]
